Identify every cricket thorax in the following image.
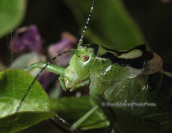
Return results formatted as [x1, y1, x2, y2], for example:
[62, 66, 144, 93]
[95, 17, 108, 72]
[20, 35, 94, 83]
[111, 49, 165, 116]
[90, 44, 161, 84]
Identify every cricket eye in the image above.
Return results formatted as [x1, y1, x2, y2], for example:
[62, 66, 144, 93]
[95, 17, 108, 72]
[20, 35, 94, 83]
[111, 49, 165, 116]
[81, 55, 89, 62]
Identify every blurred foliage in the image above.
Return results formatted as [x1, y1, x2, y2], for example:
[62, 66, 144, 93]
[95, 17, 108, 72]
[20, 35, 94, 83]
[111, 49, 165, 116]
[1, 0, 172, 65]
[51, 96, 109, 130]
[0, 0, 27, 38]
[64, 0, 146, 50]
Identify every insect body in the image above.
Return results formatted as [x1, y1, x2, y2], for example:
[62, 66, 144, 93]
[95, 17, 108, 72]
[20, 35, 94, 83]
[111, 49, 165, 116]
[23, 42, 172, 133]
[10, 0, 172, 133]
[63, 43, 172, 133]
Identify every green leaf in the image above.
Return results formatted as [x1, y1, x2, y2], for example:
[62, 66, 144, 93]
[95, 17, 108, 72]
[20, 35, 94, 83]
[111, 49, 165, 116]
[64, 0, 149, 50]
[51, 96, 109, 130]
[0, 112, 56, 133]
[0, 69, 56, 133]
[0, 0, 27, 38]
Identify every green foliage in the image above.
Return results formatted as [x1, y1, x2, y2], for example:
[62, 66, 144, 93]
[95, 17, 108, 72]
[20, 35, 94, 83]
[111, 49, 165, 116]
[64, 0, 147, 50]
[0, 69, 56, 133]
[0, 0, 27, 38]
[51, 96, 109, 130]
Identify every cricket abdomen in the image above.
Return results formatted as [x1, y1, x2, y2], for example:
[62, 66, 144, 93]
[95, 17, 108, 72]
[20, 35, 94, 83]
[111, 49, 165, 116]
[100, 63, 172, 116]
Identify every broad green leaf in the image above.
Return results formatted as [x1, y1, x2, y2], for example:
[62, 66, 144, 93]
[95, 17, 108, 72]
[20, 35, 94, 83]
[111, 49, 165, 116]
[0, 69, 56, 133]
[51, 96, 109, 130]
[64, 0, 149, 50]
[0, 0, 27, 38]
[0, 112, 56, 133]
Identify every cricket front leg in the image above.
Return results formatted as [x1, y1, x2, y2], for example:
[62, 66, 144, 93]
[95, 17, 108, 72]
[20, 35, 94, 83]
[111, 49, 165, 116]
[23, 62, 66, 76]
[89, 92, 116, 133]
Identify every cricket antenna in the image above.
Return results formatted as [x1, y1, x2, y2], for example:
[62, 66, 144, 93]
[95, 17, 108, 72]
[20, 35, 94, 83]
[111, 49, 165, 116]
[78, 0, 96, 46]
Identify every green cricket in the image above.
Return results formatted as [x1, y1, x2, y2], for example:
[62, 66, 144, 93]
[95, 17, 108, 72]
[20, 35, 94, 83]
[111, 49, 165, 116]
[12, 0, 172, 133]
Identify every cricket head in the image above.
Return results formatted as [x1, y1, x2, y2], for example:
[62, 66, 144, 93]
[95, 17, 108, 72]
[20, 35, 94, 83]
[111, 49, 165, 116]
[62, 0, 96, 91]
[64, 43, 99, 91]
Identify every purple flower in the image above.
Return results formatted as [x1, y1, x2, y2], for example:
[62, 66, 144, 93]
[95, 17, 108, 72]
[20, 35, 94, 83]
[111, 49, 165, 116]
[48, 32, 77, 66]
[10, 25, 41, 54]
[38, 71, 55, 91]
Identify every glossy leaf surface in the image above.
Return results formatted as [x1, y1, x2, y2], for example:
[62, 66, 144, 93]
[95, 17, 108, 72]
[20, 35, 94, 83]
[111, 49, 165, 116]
[0, 0, 26, 38]
[0, 69, 56, 133]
